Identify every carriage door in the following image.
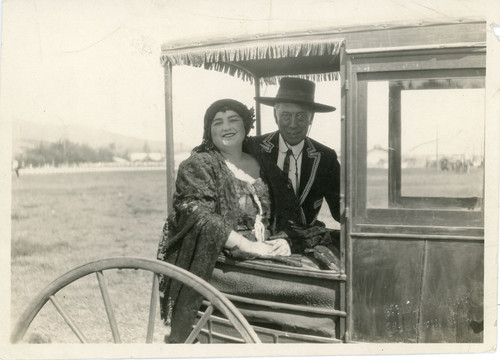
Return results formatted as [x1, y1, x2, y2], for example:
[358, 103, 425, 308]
[346, 47, 486, 342]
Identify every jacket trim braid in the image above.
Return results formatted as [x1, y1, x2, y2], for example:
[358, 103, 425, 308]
[299, 138, 321, 206]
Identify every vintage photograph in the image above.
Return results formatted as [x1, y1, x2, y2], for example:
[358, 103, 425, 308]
[1, 0, 498, 359]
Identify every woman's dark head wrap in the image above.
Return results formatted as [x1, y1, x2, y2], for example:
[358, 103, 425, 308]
[195, 99, 255, 152]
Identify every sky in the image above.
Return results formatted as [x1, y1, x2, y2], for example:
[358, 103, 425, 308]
[0, 0, 489, 152]
[367, 82, 485, 158]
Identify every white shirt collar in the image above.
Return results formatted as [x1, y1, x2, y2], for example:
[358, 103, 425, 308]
[278, 134, 304, 156]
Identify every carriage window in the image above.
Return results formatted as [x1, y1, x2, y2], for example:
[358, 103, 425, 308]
[366, 77, 485, 211]
[367, 82, 389, 208]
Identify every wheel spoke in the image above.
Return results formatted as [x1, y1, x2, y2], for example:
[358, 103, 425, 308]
[146, 273, 159, 343]
[184, 303, 214, 343]
[96, 271, 121, 343]
[49, 295, 88, 343]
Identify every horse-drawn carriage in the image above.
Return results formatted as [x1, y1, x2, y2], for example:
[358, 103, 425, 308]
[12, 15, 492, 345]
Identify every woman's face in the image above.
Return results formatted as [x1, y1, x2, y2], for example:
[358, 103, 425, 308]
[210, 110, 246, 152]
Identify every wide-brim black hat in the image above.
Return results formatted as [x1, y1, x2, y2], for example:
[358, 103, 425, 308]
[254, 77, 336, 113]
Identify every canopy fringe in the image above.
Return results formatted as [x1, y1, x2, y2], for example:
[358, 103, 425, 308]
[160, 39, 343, 83]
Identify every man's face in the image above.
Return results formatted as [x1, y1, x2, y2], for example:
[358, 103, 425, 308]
[274, 103, 313, 146]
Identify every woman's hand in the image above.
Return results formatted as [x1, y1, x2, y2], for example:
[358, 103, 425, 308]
[265, 239, 291, 256]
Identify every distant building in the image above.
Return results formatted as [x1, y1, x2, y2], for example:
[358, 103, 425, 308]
[367, 145, 388, 169]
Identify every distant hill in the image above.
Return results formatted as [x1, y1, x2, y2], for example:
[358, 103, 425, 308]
[11, 120, 193, 156]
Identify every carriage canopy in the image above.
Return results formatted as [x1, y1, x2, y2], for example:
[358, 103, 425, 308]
[160, 34, 344, 84]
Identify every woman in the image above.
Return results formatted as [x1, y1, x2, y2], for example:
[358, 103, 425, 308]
[157, 99, 291, 343]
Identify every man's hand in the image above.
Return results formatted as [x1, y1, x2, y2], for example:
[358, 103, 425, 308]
[287, 221, 326, 248]
[305, 244, 339, 271]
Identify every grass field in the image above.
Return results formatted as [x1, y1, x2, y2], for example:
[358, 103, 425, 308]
[366, 167, 483, 208]
[11, 170, 169, 343]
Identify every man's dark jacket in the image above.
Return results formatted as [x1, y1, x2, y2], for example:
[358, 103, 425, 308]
[248, 131, 341, 229]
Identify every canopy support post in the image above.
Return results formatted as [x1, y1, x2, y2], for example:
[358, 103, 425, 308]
[254, 77, 262, 135]
[164, 63, 175, 215]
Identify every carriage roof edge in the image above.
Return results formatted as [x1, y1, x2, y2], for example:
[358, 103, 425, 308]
[158, 17, 485, 84]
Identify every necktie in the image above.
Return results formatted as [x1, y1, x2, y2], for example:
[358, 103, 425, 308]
[283, 149, 293, 178]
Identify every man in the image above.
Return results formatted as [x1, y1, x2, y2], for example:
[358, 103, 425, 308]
[250, 77, 341, 264]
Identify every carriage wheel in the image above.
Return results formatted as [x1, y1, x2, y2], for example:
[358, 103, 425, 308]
[11, 257, 261, 344]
